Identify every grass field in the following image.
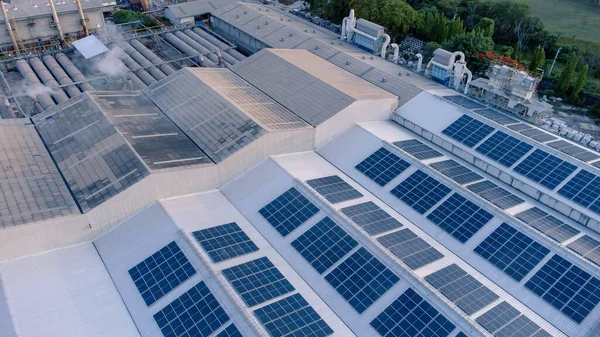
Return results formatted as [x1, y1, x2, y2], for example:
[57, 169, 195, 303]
[519, 0, 600, 42]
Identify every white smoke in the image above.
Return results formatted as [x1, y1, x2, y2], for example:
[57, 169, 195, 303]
[12, 81, 55, 98]
[92, 46, 128, 77]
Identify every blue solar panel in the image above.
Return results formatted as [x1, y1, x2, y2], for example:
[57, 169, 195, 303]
[475, 223, 550, 281]
[291, 217, 358, 274]
[306, 175, 363, 203]
[558, 170, 600, 214]
[476, 131, 533, 167]
[390, 170, 452, 214]
[393, 139, 443, 160]
[215, 324, 243, 337]
[378, 228, 444, 269]
[193, 223, 259, 263]
[222, 257, 295, 307]
[455, 333, 468, 337]
[427, 194, 493, 243]
[356, 147, 411, 186]
[259, 188, 320, 236]
[513, 149, 577, 190]
[341, 201, 403, 235]
[475, 301, 549, 336]
[253, 293, 333, 337]
[153, 281, 229, 337]
[370, 288, 456, 337]
[525, 254, 600, 323]
[325, 247, 399, 313]
[128, 241, 196, 306]
[442, 115, 495, 147]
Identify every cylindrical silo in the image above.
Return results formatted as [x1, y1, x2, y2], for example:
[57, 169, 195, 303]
[55, 53, 95, 92]
[192, 27, 246, 61]
[29, 57, 69, 104]
[130, 39, 176, 76]
[15, 59, 55, 111]
[121, 43, 166, 81]
[173, 31, 219, 66]
[183, 29, 237, 66]
[164, 33, 212, 67]
[42, 55, 81, 98]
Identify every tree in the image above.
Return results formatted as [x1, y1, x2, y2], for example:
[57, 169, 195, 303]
[323, 0, 351, 23]
[512, 41, 520, 60]
[528, 45, 546, 71]
[113, 10, 156, 27]
[442, 29, 494, 62]
[350, 0, 420, 39]
[474, 17, 494, 38]
[557, 52, 579, 95]
[447, 18, 466, 40]
[570, 64, 589, 101]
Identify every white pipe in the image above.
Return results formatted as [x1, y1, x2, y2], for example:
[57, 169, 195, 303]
[390, 43, 399, 62]
[425, 59, 434, 76]
[463, 67, 472, 94]
[381, 33, 390, 59]
[416, 53, 423, 72]
[341, 17, 348, 40]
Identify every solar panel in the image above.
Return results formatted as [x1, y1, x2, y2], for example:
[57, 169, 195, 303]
[153, 281, 229, 337]
[455, 333, 468, 337]
[259, 187, 320, 236]
[467, 180, 524, 209]
[568, 235, 600, 266]
[370, 288, 456, 337]
[378, 228, 444, 269]
[525, 254, 600, 323]
[427, 193, 494, 243]
[341, 201, 403, 235]
[291, 217, 358, 273]
[355, 147, 410, 186]
[216, 324, 243, 337]
[513, 149, 577, 190]
[475, 223, 550, 281]
[593, 160, 600, 169]
[393, 139, 443, 160]
[444, 95, 486, 109]
[390, 170, 452, 214]
[430, 159, 483, 185]
[425, 264, 499, 315]
[222, 257, 295, 307]
[547, 140, 600, 162]
[129, 241, 196, 306]
[442, 115, 495, 147]
[475, 131, 533, 167]
[515, 207, 580, 242]
[306, 175, 363, 204]
[472, 108, 519, 125]
[193, 223, 259, 263]
[519, 128, 559, 143]
[253, 293, 333, 337]
[476, 301, 549, 336]
[325, 247, 399, 313]
[558, 170, 600, 214]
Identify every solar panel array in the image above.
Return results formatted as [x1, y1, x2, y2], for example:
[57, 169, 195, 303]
[476, 301, 551, 337]
[427, 193, 494, 243]
[153, 281, 230, 337]
[291, 217, 358, 273]
[222, 257, 295, 307]
[378, 228, 444, 269]
[306, 175, 363, 204]
[476, 131, 533, 167]
[390, 170, 452, 214]
[442, 115, 495, 147]
[341, 202, 403, 235]
[513, 149, 578, 190]
[467, 180, 525, 209]
[370, 288, 456, 337]
[393, 139, 443, 160]
[474, 223, 550, 281]
[472, 108, 519, 125]
[515, 207, 580, 242]
[547, 140, 600, 162]
[425, 264, 499, 315]
[444, 95, 486, 109]
[355, 147, 410, 186]
[324, 247, 399, 313]
[558, 170, 600, 215]
[525, 254, 600, 323]
[253, 293, 333, 337]
[193, 223, 259, 263]
[215, 324, 243, 337]
[568, 235, 600, 266]
[128, 241, 196, 306]
[508, 123, 558, 143]
[430, 159, 483, 185]
[259, 187, 319, 236]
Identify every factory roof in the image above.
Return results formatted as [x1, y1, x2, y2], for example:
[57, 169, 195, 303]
[165, 0, 236, 19]
[0, 0, 113, 22]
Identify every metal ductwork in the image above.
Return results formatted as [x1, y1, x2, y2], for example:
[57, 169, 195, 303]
[15, 59, 55, 112]
[29, 57, 69, 104]
[121, 43, 166, 81]
[192, 27, 246, 61]
[112, 46, 156, 86]
[173, 31, 219, 66]
[130, 40, 176, 76]
[183, 29, 237, 66]
[164, 33, 212, 67]
[55, 53, 95, 92]
[42, 55, 81, 98]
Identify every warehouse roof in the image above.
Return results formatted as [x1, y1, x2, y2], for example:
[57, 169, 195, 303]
[165, 0, 236, 19]
[0, 0, 113, 22]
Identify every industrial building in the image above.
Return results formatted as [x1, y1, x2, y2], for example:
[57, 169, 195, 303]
[0, 2, 599, 337]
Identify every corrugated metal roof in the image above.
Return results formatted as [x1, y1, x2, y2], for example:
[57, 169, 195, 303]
[360, 68, 423, 106]
[143, 69, 268, 163]
[0, 0, 110, 22]
[231, 49, 355, 126]
[296, 38, 342, 60]
[165, 0, 235, 19]
[0, 119, 78, 228]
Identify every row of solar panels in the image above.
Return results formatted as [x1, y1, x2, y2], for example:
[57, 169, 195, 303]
[442, 111, 600, 217]
[351, 146, 600, 324]
[259, 179, 556, 336]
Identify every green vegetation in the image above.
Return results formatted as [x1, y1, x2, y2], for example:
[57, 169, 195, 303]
[113, 10, 157, 27]
[529, 45, 545, 71]
[571, 65, 589, 102]
[557, 52, 578, 95]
